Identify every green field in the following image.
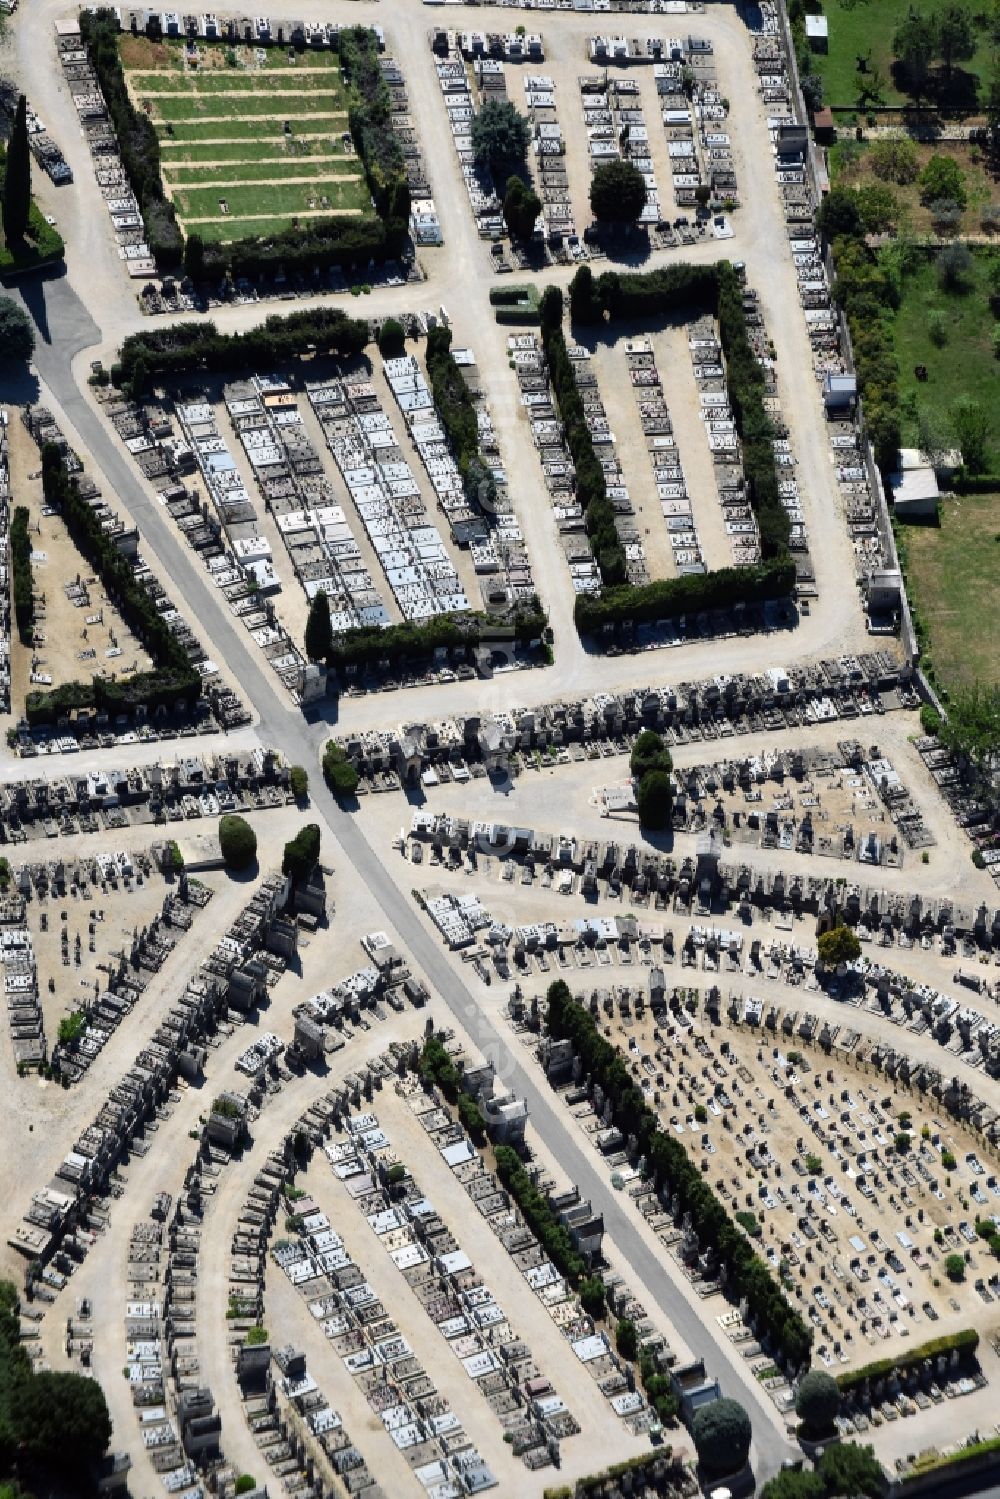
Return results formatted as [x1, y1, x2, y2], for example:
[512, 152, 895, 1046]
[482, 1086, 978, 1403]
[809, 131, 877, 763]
[159, 137, 339, 163]
[902, 492, 1000, 694]
[810, 0, 996, 111]
[893, 251, 1000, 466]
[120, 37, 369, 242]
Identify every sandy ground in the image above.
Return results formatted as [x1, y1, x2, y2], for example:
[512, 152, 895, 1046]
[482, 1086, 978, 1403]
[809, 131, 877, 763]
[353, 708, 998, 915]
[5, 413, 151, 713]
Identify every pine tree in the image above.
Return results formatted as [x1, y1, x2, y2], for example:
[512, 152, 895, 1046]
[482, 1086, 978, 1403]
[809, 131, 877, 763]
[304, 589, 332, 661]
[3, 95, 32, 245]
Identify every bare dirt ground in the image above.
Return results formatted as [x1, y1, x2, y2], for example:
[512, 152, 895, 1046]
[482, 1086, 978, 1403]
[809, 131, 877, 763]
[6, 414, 151, 713]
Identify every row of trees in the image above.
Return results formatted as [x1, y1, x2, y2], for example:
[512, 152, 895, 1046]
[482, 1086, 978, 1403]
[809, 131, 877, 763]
[28, 445, 201, 725]
[9, 507, 33, 646]
[539, 284, 628, 584]
[339, 26, 410, 224]
[816, 205, 902, 475]
[424, 324, 498, 513]
[546, 980, 813, 1369]
[118, 306, 369, 393]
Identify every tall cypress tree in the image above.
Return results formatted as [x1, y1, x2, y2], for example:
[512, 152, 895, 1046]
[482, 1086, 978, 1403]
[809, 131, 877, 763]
[304, 589, 332, 662]
[3, 95, 32, 245]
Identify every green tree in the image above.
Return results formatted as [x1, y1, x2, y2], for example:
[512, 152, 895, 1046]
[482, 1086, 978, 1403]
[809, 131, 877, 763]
[219, 814, 257, 871]
[817, 1442, 883, 1499]
[817, 187, 862, 240]
[894, 1132, 912, 1153]
[322, 741, 359, 797]
[817, 924, 861, 966]
[857, 184, 899, 235]
[795, 1368, 840, 1436]
[234, 1478, 257, 1496]
[9, 1369, 112, 1469]
[761, 1471, 825, 1499]
[289, 765, 309, 799]
[637, 769, 673, 831]
[615, 1317, 638, 1361]
[935, 4, 975, 86]
[2, 95, 31, 245]
[691, 1397, 752, 1478]
[938, 683, 1000, 775]
[950, 396, 989, 472]
[282, 823, 321, 885]
[944, 1252, 966, 1281]
[867, 135, 919, 186]
[470, 99, 530, 175]
[630, 729, 673, 780]
[503, 175, 542, 241]
[893, 8, 937, 106]
[590, 159, 647, 224]
[0, 297, 35, 364]
[569, 264, 603, 324]
[579, 1275, 606, 1318]
[304, 589, 333, 662]
[919, 155, 966, 208]
[378, 317, 405, 358]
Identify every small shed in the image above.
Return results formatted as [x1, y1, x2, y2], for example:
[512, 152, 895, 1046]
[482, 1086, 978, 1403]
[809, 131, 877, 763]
[805, 14, 829, 51]
[823, 372, 857, 418]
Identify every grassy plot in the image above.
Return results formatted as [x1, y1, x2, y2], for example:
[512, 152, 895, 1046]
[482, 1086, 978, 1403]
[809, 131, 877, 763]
[830, 137, 1000, 237]
[893, 251, 1000, 465]
[0, 148, 65, 275]
[810, 0, 996, 110]
[901, 493, 1000, 694]
[158, 136, 341, 163]
[157, 116, 342, 141]
[151, 91, 347, 121]
[129, 68, 342, 93]
[163, 158, 358, 187]
[189, 213, 339, 243]
[173, 177, 369, 223]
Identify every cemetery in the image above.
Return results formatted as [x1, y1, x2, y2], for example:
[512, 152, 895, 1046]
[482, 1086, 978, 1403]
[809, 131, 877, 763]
[4, 1, 1000, 1497]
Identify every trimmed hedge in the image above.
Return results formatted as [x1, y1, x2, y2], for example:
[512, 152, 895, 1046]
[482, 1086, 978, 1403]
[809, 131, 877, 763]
[325, 600, 546, 673]
[424, 325, 497, 510]
[118, 307, 369, 390]
[836, 1329, 979, 1393]
[574, 556, 796, 633]
[560, 261, 794, 635]
[10, 506, 33, 645]
[25, 446, 200, 725]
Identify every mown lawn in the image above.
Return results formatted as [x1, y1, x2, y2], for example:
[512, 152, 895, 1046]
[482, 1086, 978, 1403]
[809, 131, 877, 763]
[810, 0, 995, 111]
[158, 116, 342, 141]
[902, 492, 1000, 693]
[893, 250, 1000, 465]
[130, 67, 341, 93]
[163, 158, 360, 187]
[152, 89, 346, 121]
[158, 135, 341, 163]
[172, 176, 369, 224]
